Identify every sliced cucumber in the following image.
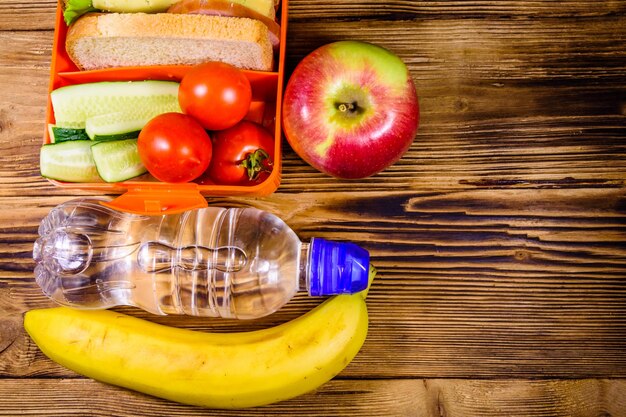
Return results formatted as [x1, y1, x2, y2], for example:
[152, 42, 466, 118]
[92, 0, 176, 13]
[40, 141, 101, 182]
[48, 125, 90, 143]
[85, 109, 178, 141]
[91, 139, 146, 183]
[85, 112, 142, 141]
[51, 81, 181, 129]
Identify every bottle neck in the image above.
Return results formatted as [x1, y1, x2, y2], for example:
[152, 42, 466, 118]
[297, 242, 311, 292]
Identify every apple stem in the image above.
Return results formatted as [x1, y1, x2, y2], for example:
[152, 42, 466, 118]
[337, 102, 357, 113]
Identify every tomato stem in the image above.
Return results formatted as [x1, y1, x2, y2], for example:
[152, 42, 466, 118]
[240, 149, 272, 181]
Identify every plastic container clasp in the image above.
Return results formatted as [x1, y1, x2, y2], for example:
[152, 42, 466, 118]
[102, 184, 208, 215]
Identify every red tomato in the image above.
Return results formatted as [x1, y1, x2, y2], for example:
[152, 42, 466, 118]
[207, 121, 274, 185]
[179, 62, 252, 130]
[138, 113, 212, 183]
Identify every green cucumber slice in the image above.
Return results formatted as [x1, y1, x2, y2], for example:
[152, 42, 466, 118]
[51, 81, 181, 129]
[89, 130, 141, 142]
[85, 109, 178, 141]
[91, 138, 147, 183]
[85, 112, 142, 141]
[40, 141, 101, 182]
[48, 125, 90, 143]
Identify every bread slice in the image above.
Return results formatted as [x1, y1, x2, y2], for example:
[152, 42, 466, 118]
[66, 13, 273, 71]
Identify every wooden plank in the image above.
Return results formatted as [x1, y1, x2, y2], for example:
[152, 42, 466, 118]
[0, 378, 625, 416]
[1, 0, 626, 31]
[1, 185, 624, 378]
[284, 17, 626, 79]
[0, 0, 55, 31]
[288, 1, 626, 20]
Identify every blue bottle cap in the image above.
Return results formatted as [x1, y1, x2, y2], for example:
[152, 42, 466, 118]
[308, 238, 370, 296]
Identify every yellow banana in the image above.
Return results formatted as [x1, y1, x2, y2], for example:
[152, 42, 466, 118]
[24, 283, 370, 409]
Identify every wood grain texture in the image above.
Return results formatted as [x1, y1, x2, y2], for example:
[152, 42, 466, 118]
[1, 0, 626, 414]
[287, 1, 626, 20]
[2, 0, 626, 31]
[0, 1, 55, 31]
[0, 378, 625, 417]
[1, 188, 625, 379]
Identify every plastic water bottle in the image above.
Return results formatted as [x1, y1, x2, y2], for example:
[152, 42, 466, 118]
[32, 198, 369, 319]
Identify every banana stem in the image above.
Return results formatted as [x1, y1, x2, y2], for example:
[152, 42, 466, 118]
[360, 264, 377, 299]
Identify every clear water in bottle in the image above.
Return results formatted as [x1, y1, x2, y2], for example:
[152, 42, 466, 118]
[33, 198, 369, 319]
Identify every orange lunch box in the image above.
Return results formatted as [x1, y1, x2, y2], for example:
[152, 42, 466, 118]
[43, 0, 288, 215]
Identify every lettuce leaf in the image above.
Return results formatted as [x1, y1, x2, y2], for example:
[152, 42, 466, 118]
[63, 0, 98, 25]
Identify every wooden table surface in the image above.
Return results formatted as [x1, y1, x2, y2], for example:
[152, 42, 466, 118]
[1, 1, 626, 416]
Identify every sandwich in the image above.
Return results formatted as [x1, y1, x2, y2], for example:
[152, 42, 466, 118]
[61, 0, 281, 72]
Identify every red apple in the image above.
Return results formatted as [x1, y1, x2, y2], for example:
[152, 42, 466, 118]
[282, 41, 419, 179]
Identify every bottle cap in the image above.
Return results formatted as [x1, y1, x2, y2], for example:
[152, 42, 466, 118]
[308, 238, 370, 296]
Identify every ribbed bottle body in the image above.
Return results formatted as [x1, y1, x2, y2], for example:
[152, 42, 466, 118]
[34, 199, 303, 319]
